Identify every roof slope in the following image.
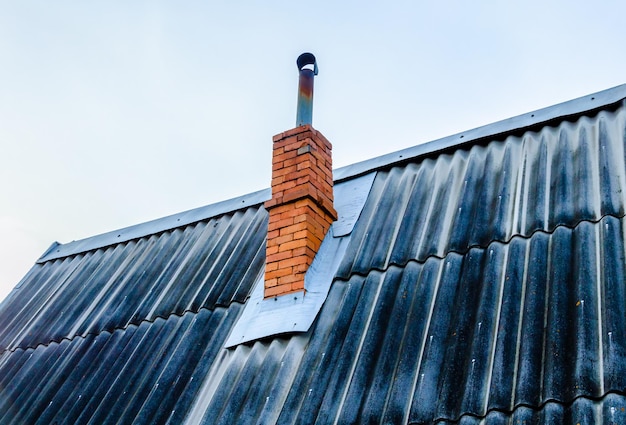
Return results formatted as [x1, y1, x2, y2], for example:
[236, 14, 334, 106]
[0, 206, 266, 351]
[1, 86, 626, 424]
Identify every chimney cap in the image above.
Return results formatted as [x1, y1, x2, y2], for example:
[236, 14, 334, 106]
[297, 52, 318, 75]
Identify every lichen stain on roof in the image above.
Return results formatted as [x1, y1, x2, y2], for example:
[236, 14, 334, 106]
[1, 85, 626, 423]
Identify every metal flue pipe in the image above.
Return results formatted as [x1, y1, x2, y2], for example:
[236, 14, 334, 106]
[296, 53, 318, 127]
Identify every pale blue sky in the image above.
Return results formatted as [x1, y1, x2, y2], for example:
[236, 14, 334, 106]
[1, 1, 625, 302]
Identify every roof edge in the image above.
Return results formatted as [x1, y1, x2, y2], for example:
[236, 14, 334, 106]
[37, 188, 271, 263]
[333, 83, 626, 182]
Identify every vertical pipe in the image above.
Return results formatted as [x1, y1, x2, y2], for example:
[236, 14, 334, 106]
[296, 53, 318, 127]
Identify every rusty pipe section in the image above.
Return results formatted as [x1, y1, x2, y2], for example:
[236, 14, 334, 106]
[296, 53, 318, 127]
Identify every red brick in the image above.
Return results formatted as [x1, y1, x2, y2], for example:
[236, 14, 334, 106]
[305, 237, 322, 252]
[295, 175, 313, 187]
[284, 141, 307, 152]
[273, 150, 297, 164]
[267, 207, 284, 222]
[264, 198, 280, 210]
[273, 165, 298, 178]
[273, 180, 297, 194]
[273, 139, 297, 151]
[271, 175, 285, 186]
[279, 222, 308, 236]
[290, 281, 305, 291]
[283, 157, 299, 168]
[268, 203, 290, 215]
[266, 250, 292, 263]
[293, 229, 308, 240]
[279, 206, 310, 219]
[264, 284, 290, 298]
[273, 233, 294, 246]
[293, 214, 308, 224]
[280, 170, 302, 183]
[296, 159, 313, 171]
[291, 246, 315, 257]
[278, 274, 303, 284]
[264, 283, 305, 298]
[294, 198, 316, 209]
[293, 263, 309, 274]
[278, 255, 310, 269]
[265, 267, 293, 280]
[282, 187, 312, 204]
[278, 238, 307, 252]
[268, 217, 294, 232]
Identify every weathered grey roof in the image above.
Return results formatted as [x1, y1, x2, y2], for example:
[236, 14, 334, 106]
[1, 85, 626, 424]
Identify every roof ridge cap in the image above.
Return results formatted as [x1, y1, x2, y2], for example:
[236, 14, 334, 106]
[334, 83, 626, 182]
[38, 188, 271, 263]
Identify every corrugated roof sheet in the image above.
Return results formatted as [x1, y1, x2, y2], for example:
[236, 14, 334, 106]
[0, 206, 267, 351]
[337, 106, 626, 279]
[1, 86, 626, 424]
[0, 307, 238, 424]
[292, 217, 626, 423]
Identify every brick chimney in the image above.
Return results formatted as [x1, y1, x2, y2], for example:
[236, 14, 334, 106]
[264, 54, 337, 299]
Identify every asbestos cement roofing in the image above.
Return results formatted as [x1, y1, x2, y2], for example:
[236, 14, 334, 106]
[1, 85, 626, 424]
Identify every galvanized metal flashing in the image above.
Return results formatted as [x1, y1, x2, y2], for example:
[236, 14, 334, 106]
[331, 172, 375, 237]
[223, 225, 349, 347]
[224, 172, 374, 347]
